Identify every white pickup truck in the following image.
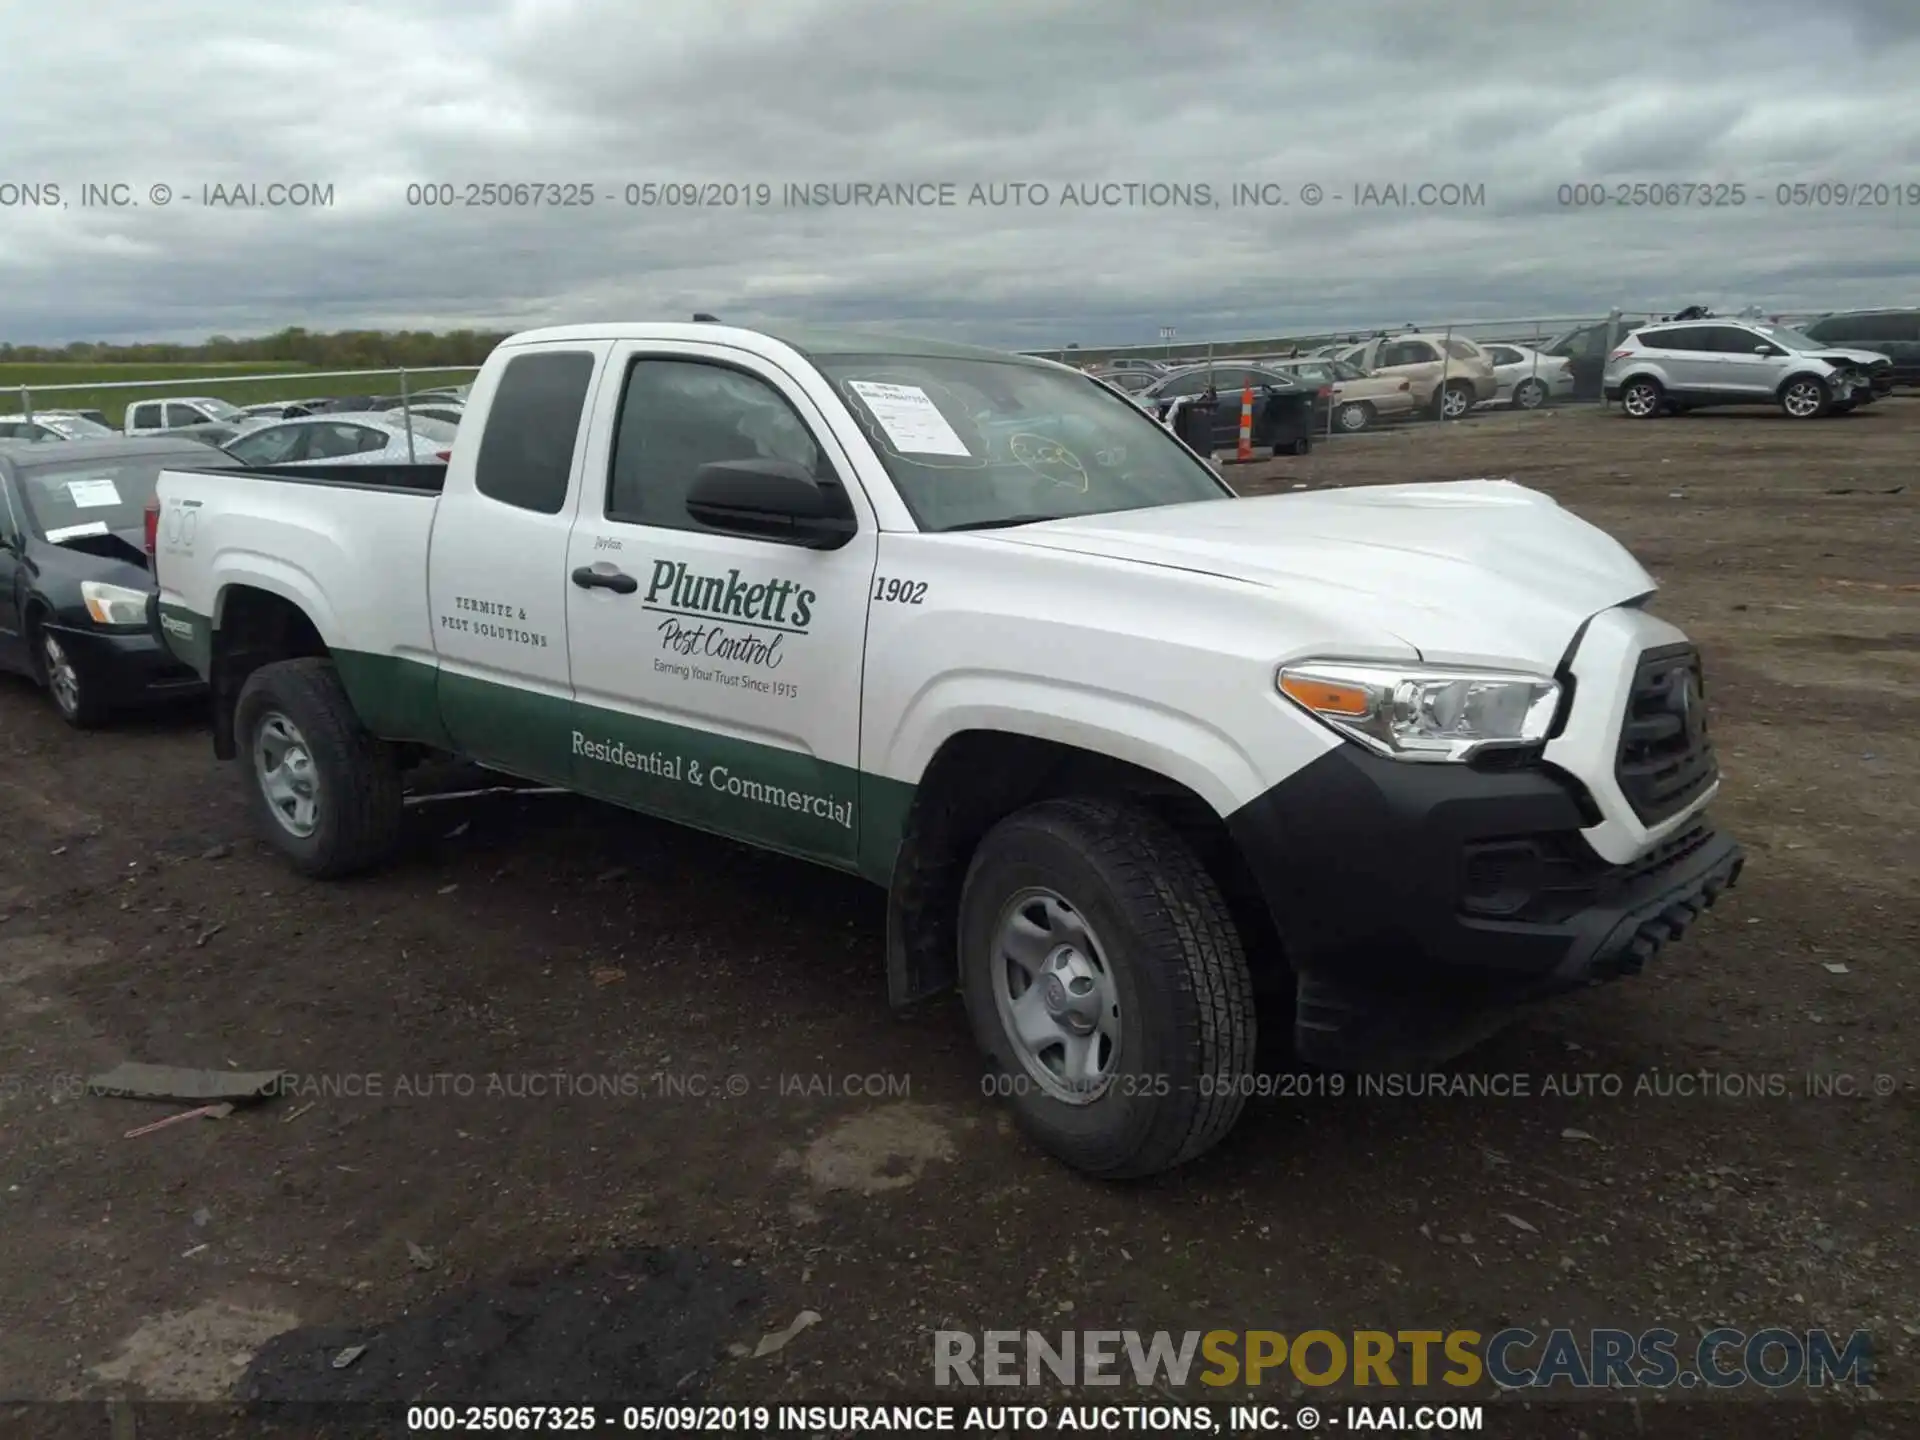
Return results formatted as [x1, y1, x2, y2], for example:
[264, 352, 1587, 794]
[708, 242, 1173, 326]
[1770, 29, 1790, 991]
[148, 322, 1742, 1178]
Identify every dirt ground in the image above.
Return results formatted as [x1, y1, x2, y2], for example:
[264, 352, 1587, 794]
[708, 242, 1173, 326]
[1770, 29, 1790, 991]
[0, 400, 1914, 1438]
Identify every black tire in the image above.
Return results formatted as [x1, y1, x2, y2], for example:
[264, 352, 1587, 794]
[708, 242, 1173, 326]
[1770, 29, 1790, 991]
[959, 797, 1256, 1179]
[1335, 401, 1373, 433]
[233, 657, 404, 878]
[31, 618, 110, 729]
[1830, 400, 1855, 414]
[1511, 378, 1547, 410]
[1778, 374, 1831, 420]
[1619, 377, 1664, 419]
[1290, 434, 1313, 456]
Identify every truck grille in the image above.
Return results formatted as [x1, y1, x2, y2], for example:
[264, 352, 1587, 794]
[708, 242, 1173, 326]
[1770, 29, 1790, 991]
[1615, 643, 1718, 825]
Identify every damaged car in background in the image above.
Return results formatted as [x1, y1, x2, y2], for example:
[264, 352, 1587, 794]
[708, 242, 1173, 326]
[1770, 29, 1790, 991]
[1604, 317, 1894, 419]
[0, 437, 240, 726]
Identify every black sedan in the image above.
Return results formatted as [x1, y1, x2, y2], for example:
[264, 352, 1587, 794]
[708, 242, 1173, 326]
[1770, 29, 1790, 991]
[0, 437, 240, 727]
[1137, 364, 1324, 455]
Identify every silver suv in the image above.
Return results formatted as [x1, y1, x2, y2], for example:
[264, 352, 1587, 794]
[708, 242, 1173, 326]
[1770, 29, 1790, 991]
[1603, 319, 1891, 420]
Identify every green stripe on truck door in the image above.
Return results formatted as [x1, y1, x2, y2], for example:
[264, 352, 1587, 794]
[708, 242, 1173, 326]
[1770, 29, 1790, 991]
[325, 648, 917, 884]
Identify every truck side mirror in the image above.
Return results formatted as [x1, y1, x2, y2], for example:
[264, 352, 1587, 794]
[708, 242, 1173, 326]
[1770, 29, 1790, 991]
[685, 458, 857, 550]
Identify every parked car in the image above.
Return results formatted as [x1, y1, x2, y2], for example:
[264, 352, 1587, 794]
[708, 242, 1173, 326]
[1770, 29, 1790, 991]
[1335, 334, 1499, 418]
[123, 396, 254, 436]
[149, 321, 1741, 1179]
[1479, 345, 1576, 410]
[0, 412, 119, 442]
[1100, 358, 1167, 377]
[1088, 368, 1159, 396]
[1541, 321, 1636, 402]
[1602, 319, 1894, 420]
[1799, 309, 1920, 388]
[1262, 358, 1418, 432]
[221, 413, 461, 467]
[241, 401, 320, 421]
[1139, 364, 1322, 452]
[0, 436, 241, 726]
[384, 404, 466, 427]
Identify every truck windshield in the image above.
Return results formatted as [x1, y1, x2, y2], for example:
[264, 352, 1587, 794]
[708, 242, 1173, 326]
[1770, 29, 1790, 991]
[817, 355, 1232, 532]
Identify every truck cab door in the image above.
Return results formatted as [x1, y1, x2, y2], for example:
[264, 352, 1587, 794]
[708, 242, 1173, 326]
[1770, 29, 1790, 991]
[425, 344, 611, 782]
[562, 343, 877, 871]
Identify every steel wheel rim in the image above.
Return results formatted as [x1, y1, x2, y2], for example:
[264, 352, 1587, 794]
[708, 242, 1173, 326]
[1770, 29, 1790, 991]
[1338, 404, 1369, 431]
[1784, 381, 1823, 417]
[253, 711, 320, 838]
[1515, 380, 1545, 409]
[42, 633, 79, 716]
[989, 888, 1121, 1105]
[1623, 385, 1659, 417]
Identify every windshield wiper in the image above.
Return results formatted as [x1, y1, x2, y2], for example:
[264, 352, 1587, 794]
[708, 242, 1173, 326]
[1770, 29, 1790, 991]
[942, 513, 1073, 532]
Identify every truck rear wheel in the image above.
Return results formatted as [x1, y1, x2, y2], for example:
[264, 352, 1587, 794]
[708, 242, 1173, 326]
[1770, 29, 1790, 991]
[234, 658, 404, 878]
[959, 797, 1256, 1178]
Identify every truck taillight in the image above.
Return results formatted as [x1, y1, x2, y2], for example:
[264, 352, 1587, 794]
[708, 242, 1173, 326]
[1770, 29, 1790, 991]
[1608, 349, 1632, 360]
[144, 499, 160, 561]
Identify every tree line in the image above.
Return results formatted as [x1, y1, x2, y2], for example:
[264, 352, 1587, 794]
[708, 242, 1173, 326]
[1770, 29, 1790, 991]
[0, 326, 509, 367]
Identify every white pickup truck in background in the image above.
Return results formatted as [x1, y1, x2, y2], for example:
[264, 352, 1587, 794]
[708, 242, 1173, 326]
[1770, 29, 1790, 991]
[148, 322, 1743, 1178]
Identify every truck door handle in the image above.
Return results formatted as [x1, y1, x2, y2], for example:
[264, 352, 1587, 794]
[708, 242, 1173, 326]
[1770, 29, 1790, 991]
[571, 564, 637, 594]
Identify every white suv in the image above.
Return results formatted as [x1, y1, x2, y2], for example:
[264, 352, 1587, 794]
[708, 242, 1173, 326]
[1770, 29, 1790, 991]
[1603, 319, 1892, 420]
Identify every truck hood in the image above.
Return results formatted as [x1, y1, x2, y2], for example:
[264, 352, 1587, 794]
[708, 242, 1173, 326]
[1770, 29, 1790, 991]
[986, 480, 1655, 669]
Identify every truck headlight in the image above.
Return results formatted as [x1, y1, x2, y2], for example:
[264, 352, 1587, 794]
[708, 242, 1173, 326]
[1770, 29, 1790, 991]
[1277, 661, 1561, 762]
[81, 580, 150, 628]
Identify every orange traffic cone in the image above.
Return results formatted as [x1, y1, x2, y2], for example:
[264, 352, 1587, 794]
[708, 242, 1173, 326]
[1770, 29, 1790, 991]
[1236, 386, 1254, 462]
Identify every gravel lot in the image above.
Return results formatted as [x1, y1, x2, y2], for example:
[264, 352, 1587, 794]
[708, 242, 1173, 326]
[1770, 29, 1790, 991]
[0, 401, 1914, 1438]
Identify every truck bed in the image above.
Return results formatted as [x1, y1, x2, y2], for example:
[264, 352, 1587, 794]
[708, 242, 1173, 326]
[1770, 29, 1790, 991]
[168, 462, 447, 494]
[154, 463, 446, 693]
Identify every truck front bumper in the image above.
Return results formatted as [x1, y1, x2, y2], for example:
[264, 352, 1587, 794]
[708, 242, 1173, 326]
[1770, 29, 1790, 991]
[1227, 744, 1742, 1070]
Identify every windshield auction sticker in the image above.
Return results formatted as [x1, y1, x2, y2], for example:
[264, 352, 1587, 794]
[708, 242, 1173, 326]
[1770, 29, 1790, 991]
[65, 478, 123, 507]
[845, 380, 973, 457]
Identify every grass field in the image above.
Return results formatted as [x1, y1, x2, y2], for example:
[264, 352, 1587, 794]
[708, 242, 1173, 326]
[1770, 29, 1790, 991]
[0, 363, 481, 425]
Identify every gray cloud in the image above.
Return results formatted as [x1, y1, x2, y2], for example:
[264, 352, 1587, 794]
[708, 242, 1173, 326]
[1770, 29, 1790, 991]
[1, 0, 1915, 347]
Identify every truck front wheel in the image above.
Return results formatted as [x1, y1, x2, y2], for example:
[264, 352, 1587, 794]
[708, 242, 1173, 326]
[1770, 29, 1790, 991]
[234, 658, 404, 878]
[959, 797, 1256, 1178]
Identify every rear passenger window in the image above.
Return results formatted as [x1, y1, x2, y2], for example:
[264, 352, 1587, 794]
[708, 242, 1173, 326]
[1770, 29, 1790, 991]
[605, 359, 827, 533]
[474, 351, 595, 515]
[129, 403, 162, 429]
[1380, 341, 1438, 366]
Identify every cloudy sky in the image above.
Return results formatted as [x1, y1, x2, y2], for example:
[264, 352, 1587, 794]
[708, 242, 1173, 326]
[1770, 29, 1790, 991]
[2, 0, 1916, 349]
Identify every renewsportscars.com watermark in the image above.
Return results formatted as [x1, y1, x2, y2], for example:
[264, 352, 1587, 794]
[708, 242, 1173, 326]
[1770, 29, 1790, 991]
[933, 1327, 1873, 1392]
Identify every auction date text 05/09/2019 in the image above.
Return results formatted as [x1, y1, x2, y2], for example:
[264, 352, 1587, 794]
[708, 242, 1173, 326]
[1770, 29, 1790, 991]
[397, 180, 1490, 210]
